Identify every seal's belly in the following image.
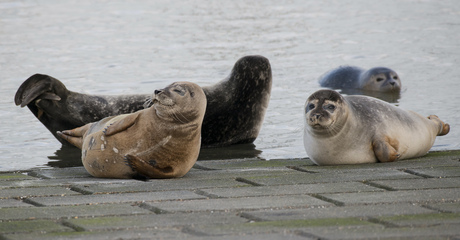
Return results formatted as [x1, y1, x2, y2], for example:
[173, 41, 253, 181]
[304, 136, 377, 165]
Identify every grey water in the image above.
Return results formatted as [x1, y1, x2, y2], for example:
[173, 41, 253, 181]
[1, 0, 459, 171]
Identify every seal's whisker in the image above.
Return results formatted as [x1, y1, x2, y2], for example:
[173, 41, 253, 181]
[167, 106, 188, 124]
[176, 110, 191, 123]
[143, 97, 153, 109]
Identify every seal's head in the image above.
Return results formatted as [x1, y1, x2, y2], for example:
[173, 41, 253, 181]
[304, 89, 348, 134]
[360, 67, 401, 92]
[152, 82, 207, 123]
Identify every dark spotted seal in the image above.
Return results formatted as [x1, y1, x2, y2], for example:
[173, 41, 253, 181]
[319, 66, 401, 92]
[303, 89, 449, 165]
[57, 82, 206, 179]
[14, 55, 272, 148]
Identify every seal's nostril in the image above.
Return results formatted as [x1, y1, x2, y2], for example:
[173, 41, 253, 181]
[154, 90, 161, 95]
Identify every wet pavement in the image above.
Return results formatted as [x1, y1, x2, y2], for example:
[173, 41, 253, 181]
[1, 150, 459, 239]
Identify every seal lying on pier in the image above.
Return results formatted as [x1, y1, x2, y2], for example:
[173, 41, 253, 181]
[14, 55, 272, 148]
[303, 89, 449, 165]
[319, 66, 401, 92]
[57, 82, 206, 179]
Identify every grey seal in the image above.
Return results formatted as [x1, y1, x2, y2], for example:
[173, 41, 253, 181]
[14, 55, 272, 148]
[303, 89, 450, 165]
[319, 66, 401, 93]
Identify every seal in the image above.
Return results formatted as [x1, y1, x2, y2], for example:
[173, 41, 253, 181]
[319, 66, 401, 92]
[303, 89, 450, 165]
[57, 81, 206, 179]
[14, 55, 272, 148]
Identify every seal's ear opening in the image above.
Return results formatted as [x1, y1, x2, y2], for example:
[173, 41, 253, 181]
[190, 91, 195, 97]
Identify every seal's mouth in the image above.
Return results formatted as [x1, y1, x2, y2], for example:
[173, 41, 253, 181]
[309, 119, 334, 130]
[153, 93, 175, 106]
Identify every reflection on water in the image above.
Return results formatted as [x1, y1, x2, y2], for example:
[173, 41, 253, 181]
[45, 143, 263, 168]
[46, 146, 82, 168]
[198, 144, 262, 161]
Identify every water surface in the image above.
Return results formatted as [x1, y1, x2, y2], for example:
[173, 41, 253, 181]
[1, 0, 459, 171]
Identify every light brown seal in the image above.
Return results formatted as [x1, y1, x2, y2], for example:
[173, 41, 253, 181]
[303, 89, 450, 165]
[57, 81, 206, 179]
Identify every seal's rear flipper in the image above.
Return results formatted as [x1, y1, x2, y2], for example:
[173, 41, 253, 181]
[14, 74, 66, 108]
[427, 115, 450, 136]
[14, 74, 86, 146]
[57, 130, 84, 149]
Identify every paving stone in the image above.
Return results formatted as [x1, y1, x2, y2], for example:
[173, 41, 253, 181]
[200, 182, 382, 198]
[3, 228, 192, 240]
[319, 189, 460, 206]
[0, 203, 151, 221]
[0, 178, 127, 189]
[302, 223, 460, 240]
[376, 212, 460, 227]
[3, 229, 309, 240]
[405, 166, 460, 178]
[0, 219, 73, 234]
[296, 151, 460, 173]
[71, 178, 251, 194]
[194, 158, 309, 170]
[147, 195, 333, 213]
[242, 203, 436, 221]
[25, 190, 206, 207]
[64, 212, 247, 231]
[28, 167, 92, 179]
[369, 177, 460, 190]
[0, 172, 36, 181]
[202, 233, 313, 240]
[0, 186, 81, 199]
[426, 202, 460, 213]
[183, 168, 295, 180]
[203, 233, 314, 240]
[187, 217, 377, 236]
[0, 198, 33, 208]
[237, 169, 420, 186]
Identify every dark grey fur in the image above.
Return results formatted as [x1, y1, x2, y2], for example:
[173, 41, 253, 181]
[319, 66, 401, 92]
[14, 55, 272, 148]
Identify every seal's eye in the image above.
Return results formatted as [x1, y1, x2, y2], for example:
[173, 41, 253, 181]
[324, 104, 336, 111]
[376, 78, 384, 82]
[393, 76, 398, 80]
[173, 89, 185, 96]
[306, 103, 315, 113]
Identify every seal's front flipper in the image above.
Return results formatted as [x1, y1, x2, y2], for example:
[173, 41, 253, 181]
[372, 137, 400, 162]
[103, 114, 140, 136]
